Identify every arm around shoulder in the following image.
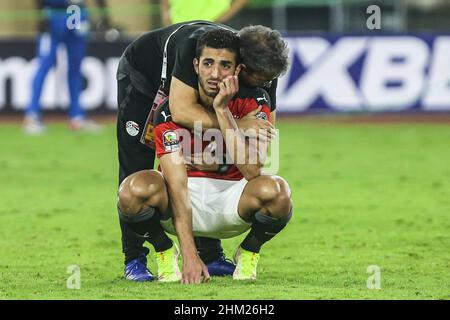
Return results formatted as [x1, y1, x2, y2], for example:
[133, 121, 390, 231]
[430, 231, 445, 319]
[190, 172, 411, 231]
[169, 77, 219, 130]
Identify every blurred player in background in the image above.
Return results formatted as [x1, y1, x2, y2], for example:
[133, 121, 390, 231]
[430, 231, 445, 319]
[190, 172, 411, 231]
[23, 0, 111, 134]
[117, 29, 293, 283]
[117, 20, 288, 281]
[160, 0, 248, 26]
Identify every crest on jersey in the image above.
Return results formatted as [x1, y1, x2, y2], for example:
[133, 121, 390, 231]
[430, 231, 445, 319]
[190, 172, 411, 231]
[126, 121, 140, 136]
[162, 130, 180, 152]
[256, 111, 268, 120]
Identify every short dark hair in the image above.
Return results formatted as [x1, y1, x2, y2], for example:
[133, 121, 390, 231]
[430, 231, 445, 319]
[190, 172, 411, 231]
[238, 25, 289, 77]
[196, 29, 240, 60]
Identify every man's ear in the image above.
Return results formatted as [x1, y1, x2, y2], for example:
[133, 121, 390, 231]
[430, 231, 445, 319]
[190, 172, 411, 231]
[235, 63, 244, 76]
[193, 58, 199, 74]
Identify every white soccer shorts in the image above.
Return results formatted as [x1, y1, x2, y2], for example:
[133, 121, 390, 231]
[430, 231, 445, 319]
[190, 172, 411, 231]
[160, 177, 251, 239]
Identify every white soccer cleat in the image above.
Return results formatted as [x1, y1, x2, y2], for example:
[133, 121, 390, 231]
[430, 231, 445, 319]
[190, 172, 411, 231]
[69, 116, 103, 133]
[23, 114, 46, 135]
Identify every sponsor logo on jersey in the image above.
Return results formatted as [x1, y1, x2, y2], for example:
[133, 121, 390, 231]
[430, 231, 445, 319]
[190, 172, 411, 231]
[161, 110, 171, 122]
[256, 96, 268, 104]
[163, 130, 180, 152]
[125, 121, 139, 136]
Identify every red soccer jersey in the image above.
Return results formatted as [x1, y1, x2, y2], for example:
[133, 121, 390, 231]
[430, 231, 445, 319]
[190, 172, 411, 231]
[154, 86, 271, 181]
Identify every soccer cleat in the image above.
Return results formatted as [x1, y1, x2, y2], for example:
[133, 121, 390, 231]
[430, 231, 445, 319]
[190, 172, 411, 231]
[69, 116, 103, 132]
[23, 114, 46, 135]
[124, 253, 155, 282]
[206, 254, 236, 276]
[233, 247, 260, 280]
[154, 242, 182, 282]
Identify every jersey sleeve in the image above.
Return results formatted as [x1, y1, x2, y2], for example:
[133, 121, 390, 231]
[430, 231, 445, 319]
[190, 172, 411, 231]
[229, 86, 272, 122]
[250, 87, 272, 121]
[154, 122, 183, 158]
[171, 38, 198, 89]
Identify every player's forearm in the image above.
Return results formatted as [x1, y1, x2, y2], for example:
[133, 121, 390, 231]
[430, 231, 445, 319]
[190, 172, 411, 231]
[166, 180, 198, 258]
[170, 192, 197, 259]
[160, 153, 198, 258]
[215, 108, 263, 180]
[169, 77, 220, 130]
[270, 110, 276, 126]
[171, 101, 220, 130]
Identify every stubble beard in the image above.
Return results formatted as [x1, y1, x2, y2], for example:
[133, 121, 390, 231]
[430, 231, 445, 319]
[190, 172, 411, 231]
[198, 79, 218, 110]
[200, 78, 219, 98]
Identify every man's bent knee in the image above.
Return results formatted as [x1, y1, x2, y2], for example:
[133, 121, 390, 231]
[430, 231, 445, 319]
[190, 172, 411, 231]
[118, 170, 166, 214]
[256, 175, 292, 220]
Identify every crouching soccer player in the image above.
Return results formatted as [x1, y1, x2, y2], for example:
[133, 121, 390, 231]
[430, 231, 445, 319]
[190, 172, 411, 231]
[117, 30, 293, 282]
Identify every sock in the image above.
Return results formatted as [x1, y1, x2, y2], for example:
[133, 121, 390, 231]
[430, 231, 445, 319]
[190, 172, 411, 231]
[195, 237, 224, 264]
[119, 217, 149, 265]
[240, 209, 292, 253]
[118, 206, 173, 254]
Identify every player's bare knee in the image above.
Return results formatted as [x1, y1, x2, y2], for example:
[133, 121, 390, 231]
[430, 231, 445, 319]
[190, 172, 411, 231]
[277, 176, 293, 217]
[255, 175, 288, 201]
[118, 176, 137, 214]
[258, 175, 292, 219]
[252, 176, 278, 202]
[129, 170, 165, 198]
[118, 170, 166, 214]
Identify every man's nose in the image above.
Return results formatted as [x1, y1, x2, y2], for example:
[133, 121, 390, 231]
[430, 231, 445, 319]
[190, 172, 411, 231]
[211, 65, 219, 78]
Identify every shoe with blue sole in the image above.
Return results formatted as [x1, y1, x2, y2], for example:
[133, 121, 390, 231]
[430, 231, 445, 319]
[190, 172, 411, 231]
[124, 253, 155, 282]
[206, 254, 236, 276]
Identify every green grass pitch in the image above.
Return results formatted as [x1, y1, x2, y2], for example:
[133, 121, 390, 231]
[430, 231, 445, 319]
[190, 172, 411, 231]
[0, 119, 449, 299]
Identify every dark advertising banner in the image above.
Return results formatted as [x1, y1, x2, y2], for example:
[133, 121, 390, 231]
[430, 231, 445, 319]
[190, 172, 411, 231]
[0, 38, 130, 115]
[1, 34, 450, 115]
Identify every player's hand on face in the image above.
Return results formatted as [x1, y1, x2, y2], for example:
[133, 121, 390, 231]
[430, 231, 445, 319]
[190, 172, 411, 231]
[181, 254, 211, 284]
[213, 75, 239, 110]
[237, 106, 277, 143]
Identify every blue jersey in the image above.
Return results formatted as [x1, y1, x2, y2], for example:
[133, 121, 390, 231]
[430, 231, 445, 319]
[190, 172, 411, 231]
[42, 0, 88, 22]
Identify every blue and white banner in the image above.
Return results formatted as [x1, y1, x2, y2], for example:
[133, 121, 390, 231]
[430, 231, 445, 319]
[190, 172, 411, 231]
[0, 39, 128, 115]
[277, 34, 450, 113]
[1, 35, 450, 115]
